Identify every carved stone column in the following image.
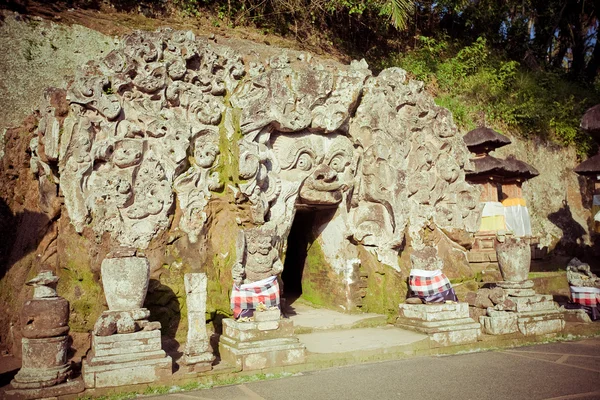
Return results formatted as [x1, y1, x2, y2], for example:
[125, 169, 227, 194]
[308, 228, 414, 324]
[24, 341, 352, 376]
[181, 273, 214, 373]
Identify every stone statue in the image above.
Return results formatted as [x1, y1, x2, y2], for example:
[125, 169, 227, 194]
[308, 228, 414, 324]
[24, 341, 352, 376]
[567, 258, 600, 288]
[232, 227, 283, 286]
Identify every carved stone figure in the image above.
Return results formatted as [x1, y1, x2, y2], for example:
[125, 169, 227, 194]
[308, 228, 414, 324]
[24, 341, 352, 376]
[566, 258, 600, 288]
[233, 227, 283, 286]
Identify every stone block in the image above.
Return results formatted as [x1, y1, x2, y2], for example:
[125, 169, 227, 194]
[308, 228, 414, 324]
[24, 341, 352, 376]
[82, 355, 172, 388]
[503, 288, 537, 297]
[497, 280, 534, 289]
[219, 336, 305, 371]
[516, 311, 565, 336]
[5, 377, 84, 400]
[479, 313, 518, 335]
[397, 303, 480, 347]
[511, 295, 558, 313]
[92, 330, 162, 357]
[398, 303, 470, 321]
[562, 309, 592, 323]
[254, 309, 281, 322]
[222, 318, 294, 342]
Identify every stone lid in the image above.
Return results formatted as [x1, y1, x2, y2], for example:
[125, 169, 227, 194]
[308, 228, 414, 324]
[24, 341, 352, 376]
[574, 153, 600, 176]
[467, 154, 539, 181]
[463, 127, 511, 154]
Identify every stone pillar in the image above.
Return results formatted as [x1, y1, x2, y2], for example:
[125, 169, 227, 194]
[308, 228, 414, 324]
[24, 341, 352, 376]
[6, 271, 84, 399]
[81, 254, 172, 389]
[181, 273, 214, 373]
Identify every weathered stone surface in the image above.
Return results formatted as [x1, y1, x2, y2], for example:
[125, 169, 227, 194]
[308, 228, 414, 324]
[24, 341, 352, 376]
[219, 335, 306, 371]
[11, 271, 77, 394]
[84, 329, 172, 387]
[182, 273, 214, 369]
[480, 312, 518, 335]
[101, 256, 150, 312]
[516, 311, 565, 336]
[232, 228, 284, 286]
[566, 258, 600, 288]
[5, 377, 85, 400]
[496, 235, 531, 282]
[28, 27, 481, 293]
[93, 309, 152, 336]
[396, 303, 481, 347]
[82, 355, 172, 388]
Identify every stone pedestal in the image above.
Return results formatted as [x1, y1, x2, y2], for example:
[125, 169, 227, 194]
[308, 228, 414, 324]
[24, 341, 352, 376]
[5, 378, 85, 400]
[396, 303, 481, 347]
[8, 270, 85, 399]
[481, 281, 565, 336]
[219, 317, 306, 371]
[82, 330, 172, 388]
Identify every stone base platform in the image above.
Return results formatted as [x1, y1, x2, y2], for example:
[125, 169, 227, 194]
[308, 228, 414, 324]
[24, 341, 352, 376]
[4, 377, 84, 399]
[396, 303, 481, 347]
[82, 330, 172, 388]
[219, 318, 306, 371]
[480, 281, 565, 336]
[516, 310, 565, 336]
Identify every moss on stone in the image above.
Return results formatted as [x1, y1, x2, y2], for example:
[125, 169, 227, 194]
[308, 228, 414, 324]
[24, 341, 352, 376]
[57, 234, 104, 333]
[357, 246, 407, 318]
[300, 239, 347, 309]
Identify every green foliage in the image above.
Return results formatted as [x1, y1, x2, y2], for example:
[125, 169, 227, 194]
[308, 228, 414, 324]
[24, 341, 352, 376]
[387, 36, 600, 156]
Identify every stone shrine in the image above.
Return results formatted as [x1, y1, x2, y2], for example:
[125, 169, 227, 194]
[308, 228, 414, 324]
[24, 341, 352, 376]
[81, 254, 172, 388]
[6, 271, 84, 399]
[478, 233, 565, 336]
[463, 127, 540, 275]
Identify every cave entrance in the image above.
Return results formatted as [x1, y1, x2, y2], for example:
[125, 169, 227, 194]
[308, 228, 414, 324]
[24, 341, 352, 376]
[281, 210, 317, 306]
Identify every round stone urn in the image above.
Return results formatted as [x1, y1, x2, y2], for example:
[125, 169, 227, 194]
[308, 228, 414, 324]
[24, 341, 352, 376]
[495, 235, 531, 282]
[101, 256, 150, 311]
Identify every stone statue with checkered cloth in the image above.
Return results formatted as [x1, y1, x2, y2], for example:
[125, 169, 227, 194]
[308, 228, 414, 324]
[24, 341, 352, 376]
[231, 227, 283, 319]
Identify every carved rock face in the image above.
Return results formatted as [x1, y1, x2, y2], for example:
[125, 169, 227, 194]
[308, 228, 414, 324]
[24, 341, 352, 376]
[30, 28, 482, 277]
[271, 131, 355, 207]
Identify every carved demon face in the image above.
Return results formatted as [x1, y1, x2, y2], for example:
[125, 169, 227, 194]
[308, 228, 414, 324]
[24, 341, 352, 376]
[271, 131, 355, 207]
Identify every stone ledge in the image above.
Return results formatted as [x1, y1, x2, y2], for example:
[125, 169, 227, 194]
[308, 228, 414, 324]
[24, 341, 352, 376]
[223, 318, 295, 342]
[88, 349, 167, 366]
[219, 338, 306, 371]
[92, 329, 161, 344]
[82, 355, 172, 388]
[4, 377, 84, 400]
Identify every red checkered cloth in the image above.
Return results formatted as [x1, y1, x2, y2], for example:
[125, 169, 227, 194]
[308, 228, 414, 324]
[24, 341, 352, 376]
[231, 276, 280, 319]
[570, 286, 600, 307]
[409, 269, 453, 297]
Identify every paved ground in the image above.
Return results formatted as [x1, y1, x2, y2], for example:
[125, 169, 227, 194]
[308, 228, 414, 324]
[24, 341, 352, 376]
[297, 326, 427, 353]
[285, 303, 387, 331]
[155, 338, 600, 400]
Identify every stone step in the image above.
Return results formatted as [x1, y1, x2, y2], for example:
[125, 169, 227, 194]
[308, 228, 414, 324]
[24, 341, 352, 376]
[297, 326, 428, 355]
[284, 303, 388, 333]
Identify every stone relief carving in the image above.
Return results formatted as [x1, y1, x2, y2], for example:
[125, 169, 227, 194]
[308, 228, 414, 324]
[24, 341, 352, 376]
[45, 29, 245, 249]
[33, 28, 480, 279]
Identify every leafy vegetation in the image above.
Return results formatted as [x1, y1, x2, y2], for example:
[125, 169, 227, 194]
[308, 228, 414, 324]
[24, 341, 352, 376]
[19, 0, 600, 155]
[383, 36, 600, 155]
